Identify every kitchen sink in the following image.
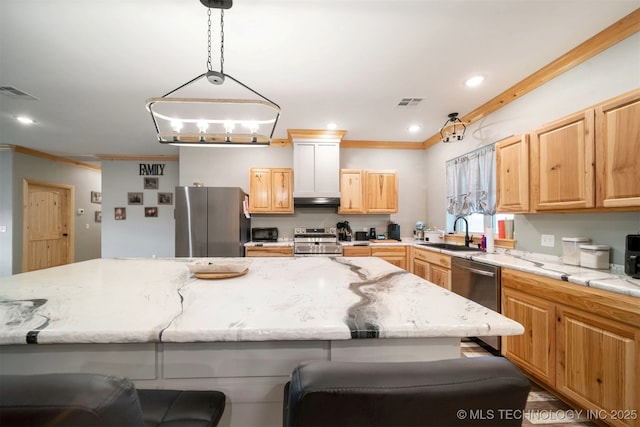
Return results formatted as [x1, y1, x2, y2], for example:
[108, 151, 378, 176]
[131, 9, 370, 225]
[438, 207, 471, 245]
[417, 242, 484, 252]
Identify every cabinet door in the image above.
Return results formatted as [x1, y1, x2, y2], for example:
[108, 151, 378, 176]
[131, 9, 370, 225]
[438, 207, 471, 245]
[412, 258, 429, 280]
[365, 171, 398, 213]
[338, 170, 365, 214]
[429, 264, 451, 290]
[314, 143, 340, 194]
[595, 89, 640, 208]
[377, 256, 406, 270]
[502, 287, 556, 387]
[249, 168, 272, 212]
[496, 134, 530, 213]
[556, 306, 638, 427]
[530, 110, 595, 210]
[271, 168, 293, 213]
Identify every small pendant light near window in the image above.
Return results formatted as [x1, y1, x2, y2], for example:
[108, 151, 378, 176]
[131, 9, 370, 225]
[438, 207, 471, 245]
[145, 0, 280, 147]
[440, 112, 466, 143]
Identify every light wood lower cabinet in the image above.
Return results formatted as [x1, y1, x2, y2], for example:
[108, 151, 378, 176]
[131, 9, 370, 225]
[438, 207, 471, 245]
[410, 248, 451, 290]
[342, 246, 371, 257]
[342, 245, 407, 270]
[245, 246, 294, 257]
[501, 269, 640, 427]
[502, 287, 556, 387]
[370, 246, 406, 270]
[556, 306, 638, 426]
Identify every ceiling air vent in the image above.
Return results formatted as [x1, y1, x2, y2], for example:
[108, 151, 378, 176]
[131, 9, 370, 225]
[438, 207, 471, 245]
[0, 86, 39, 100]
[397, 97, 423, 108]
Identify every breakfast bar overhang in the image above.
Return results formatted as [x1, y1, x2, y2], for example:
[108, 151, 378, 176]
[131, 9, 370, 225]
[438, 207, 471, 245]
[0, 257, 524, 426]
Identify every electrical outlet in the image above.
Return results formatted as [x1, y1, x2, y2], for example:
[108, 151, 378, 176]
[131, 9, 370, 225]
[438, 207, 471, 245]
[541, 234, 555, 247]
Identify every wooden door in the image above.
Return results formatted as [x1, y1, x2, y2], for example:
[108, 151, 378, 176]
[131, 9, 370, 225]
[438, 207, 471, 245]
[595, 88, 640, 208]
[270, 168, 293, 213]
[556, 306, 637, 427]
[23, 179, 74, 272]
[501, 287, 556, 387]
[338, 170, 364, 214]
[530, 110, 595, 210]
[496, 134, 530, 213]
[365, 170, 398, 213]
[249, 168, 272, 212]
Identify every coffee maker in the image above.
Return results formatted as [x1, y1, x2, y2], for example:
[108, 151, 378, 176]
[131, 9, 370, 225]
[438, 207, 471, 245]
[625, 234, 640, 278]
[337, 221, 352, 241]
[388, 222, 401, 241]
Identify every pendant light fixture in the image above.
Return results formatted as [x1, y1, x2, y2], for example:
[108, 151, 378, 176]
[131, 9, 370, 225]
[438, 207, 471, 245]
[439, 112, 466, 143]
[145, 0, 280, 146]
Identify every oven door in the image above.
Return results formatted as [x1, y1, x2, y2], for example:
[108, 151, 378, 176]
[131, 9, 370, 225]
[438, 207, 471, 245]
[294, 240, 343, 256]
[451, 257, 501, 351]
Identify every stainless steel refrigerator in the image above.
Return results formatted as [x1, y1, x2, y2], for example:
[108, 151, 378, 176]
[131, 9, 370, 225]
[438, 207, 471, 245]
[175, 187, 250, 257]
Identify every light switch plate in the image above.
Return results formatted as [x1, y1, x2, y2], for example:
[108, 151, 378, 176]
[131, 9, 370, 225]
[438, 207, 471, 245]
[541, 234, 555, 247]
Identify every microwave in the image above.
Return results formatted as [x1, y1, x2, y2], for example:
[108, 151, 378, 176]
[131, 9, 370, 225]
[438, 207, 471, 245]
[252, 227, 279, 242]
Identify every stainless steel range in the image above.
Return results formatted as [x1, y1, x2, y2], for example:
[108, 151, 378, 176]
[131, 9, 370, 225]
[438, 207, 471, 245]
[294, 227, 343, 256]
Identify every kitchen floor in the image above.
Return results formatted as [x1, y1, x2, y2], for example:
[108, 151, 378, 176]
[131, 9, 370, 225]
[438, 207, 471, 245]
[461, 339, 598, 427]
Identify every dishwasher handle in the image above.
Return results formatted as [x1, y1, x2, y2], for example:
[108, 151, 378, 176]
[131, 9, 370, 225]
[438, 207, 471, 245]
[456, 264, 496, 278]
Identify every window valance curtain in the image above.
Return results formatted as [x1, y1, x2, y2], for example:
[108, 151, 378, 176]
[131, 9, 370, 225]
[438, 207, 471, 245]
[446, 144, 496, 216]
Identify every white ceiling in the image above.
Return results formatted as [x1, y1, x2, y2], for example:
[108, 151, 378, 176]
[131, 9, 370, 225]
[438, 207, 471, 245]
[1, 0, 638, 161]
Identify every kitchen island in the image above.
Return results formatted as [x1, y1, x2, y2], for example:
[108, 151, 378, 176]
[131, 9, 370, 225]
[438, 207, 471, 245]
[0, 257, 523, 426]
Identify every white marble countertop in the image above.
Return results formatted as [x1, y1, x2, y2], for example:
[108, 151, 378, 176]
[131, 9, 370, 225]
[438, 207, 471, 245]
[244, 238, 640, 297]
[0, 257, 523, 345]
[415, 246, 640, 298]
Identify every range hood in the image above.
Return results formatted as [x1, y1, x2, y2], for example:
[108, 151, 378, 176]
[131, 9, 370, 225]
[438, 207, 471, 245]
[291, 130, 345, 208]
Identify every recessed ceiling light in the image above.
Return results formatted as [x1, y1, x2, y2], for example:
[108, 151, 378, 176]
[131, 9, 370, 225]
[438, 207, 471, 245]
[408, 124, 422, 133]
[16, 116, 35, 125]
[327, 123, 337, 130]
[465, 75, 484, 87]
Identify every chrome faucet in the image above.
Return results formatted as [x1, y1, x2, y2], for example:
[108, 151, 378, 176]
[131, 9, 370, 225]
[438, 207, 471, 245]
[453, 216, 472, 247]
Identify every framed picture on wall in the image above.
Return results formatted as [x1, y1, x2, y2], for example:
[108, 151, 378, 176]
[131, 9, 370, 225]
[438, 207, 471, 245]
[95, 211, 102, 222]
[128, 192, 143, 205]
[143, 177, 159, 190]
[90, 191, 102, 204]
[145, 207, 158, 218]
[115, 207, 126, 220]
[158, 192, 173, 205]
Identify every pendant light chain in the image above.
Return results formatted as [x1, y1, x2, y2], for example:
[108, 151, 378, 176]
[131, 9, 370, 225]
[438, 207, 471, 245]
[220, 10, 225, 74]
[206, 8, 213, 71]
[205, 7, 224, 74]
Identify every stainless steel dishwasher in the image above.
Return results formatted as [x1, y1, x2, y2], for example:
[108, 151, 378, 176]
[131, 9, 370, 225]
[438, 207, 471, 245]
[451, 257, 501, 352]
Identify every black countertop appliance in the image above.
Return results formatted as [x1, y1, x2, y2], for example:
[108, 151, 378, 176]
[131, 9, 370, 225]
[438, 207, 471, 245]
[337, 221, 352, 241]
[625, 234, 640, 278]
[388, 222, 400, 240]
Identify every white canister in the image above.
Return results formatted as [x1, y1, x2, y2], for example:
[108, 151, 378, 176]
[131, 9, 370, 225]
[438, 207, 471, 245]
[579, 245, 610, 269]
[562, 237, 591, 265]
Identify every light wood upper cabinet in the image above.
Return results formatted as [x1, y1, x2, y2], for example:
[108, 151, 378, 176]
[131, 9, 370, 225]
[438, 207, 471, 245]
[248, 168, 293, 214]
[338, 170, 364, 214]
[338, 169, 398, 214]
[496, 134, 530, 213]
[365, 170, 398, 213]
[595, 89, 640, 208]
[530, 109, 595, 211]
